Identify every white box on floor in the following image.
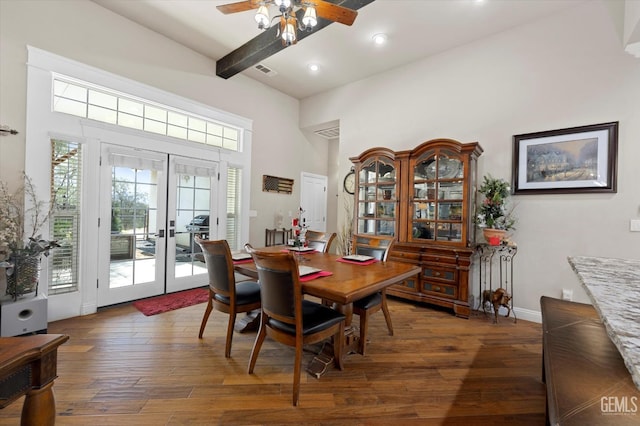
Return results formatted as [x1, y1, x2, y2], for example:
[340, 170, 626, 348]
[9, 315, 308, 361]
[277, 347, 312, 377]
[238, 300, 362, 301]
[0, 294, 48, 336]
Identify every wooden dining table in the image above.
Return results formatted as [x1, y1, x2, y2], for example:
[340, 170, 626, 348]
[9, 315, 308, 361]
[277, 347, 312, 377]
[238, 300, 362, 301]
[234, 246, 421, 377]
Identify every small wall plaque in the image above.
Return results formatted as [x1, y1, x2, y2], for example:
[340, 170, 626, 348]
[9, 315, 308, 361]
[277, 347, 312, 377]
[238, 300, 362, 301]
[263, 175, 294, 194]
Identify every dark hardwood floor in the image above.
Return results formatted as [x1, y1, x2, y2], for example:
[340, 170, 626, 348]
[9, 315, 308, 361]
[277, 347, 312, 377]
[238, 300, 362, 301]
[0, 296, 545, 425]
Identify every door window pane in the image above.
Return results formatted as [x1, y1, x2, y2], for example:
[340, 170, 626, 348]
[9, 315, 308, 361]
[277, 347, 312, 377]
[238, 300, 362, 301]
[110, 164, 158, 287]
[174, 172, 211, 278]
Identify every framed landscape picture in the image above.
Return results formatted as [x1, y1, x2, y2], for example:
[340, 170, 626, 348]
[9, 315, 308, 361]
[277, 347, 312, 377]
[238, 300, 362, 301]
[512, 122, 618, 194]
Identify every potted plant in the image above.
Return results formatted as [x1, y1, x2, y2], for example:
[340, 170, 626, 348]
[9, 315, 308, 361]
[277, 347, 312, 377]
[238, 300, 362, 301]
[475, 174, 516, 245]
[0, 175, 59, 301]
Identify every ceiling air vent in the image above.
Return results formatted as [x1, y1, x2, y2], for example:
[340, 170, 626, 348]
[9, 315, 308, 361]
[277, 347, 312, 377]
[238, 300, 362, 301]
[314, 126, 340, 140]
[254, 64, 277, 77]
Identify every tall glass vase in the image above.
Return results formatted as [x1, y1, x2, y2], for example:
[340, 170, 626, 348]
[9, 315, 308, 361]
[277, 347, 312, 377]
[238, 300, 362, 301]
[5, 253, 40, 301]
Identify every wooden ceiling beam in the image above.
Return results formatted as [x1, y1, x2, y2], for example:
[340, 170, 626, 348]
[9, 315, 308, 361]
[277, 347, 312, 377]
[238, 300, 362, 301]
[215, 0, 375, 79]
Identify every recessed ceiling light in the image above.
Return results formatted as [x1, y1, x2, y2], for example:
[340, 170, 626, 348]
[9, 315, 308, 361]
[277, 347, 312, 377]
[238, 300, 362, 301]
[372, 33, 388, 45]
[308, 63, 320, 72]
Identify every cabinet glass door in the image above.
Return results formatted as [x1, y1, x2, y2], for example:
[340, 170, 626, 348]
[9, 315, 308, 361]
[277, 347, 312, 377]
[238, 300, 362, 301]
[356, 156, 396, 236]
[411, 150, 464, 243]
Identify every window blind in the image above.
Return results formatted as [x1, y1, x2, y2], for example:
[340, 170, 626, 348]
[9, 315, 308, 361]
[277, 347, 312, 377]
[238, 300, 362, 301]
[49, 139, 82, 294]
[226, 167, 241, 249]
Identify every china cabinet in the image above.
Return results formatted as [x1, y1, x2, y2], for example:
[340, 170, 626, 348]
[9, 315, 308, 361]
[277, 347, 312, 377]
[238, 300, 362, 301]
[351, 148, 399, 238]
[350, 139, 483, 318]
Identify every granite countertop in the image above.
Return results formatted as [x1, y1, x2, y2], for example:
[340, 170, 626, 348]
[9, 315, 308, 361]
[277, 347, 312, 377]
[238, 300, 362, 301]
[568, 256, 640, 390]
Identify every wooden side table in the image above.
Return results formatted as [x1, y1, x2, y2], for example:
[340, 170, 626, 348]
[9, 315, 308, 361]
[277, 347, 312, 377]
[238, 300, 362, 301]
[0, 334, 69, 425]
[265, 228, 292, 246]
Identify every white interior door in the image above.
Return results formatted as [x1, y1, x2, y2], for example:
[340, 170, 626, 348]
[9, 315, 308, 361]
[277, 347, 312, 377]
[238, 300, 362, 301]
[98, 145, 168, 306]
[301, 172, 328, 232]
[166, 156, 219, 293]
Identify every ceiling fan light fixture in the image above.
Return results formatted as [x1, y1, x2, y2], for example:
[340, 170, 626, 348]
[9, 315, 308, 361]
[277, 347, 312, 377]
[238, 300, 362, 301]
[301, 6, 317, 30]
[274, 0, 292, 13]
[254, 5, 270, 30]
[281, 16, 297, 46]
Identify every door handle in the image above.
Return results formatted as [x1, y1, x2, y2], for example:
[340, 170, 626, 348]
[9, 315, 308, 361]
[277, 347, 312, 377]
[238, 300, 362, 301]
[158, 229, 165, 238]
[170, 229, 175, 238]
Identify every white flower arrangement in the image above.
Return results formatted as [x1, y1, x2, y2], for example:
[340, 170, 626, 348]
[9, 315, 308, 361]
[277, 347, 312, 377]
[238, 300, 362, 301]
[0, 174, 58, 259]
[0, 174, 59, 299]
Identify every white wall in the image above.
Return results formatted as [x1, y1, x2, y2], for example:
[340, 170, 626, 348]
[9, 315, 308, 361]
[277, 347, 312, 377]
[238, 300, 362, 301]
[0, 0, 328, 249]
[301, 1, 640, 320]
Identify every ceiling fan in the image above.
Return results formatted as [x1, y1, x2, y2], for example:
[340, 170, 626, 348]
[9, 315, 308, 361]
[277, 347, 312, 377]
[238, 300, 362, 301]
[217, 0, 358, 46]
[215, 0, 375, 80]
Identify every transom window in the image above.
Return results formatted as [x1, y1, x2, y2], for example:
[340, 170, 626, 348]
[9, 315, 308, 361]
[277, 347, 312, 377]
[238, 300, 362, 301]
[52, 77, 240, 151]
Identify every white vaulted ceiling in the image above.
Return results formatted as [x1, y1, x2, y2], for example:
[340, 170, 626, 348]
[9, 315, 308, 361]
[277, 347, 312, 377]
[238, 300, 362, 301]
[92, 0, 588, 100]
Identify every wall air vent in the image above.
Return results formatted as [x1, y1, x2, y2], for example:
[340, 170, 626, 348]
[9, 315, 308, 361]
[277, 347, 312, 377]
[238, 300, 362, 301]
[254, 64, 278, 77]
[314, 126, 340, 140]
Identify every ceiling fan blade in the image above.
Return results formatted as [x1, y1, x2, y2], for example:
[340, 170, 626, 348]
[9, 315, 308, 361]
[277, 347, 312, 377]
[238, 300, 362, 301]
[307, 0, 357, 26]
[217, 0, 261, 14]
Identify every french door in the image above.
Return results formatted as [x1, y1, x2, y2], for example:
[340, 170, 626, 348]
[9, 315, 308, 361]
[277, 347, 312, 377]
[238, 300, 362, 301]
[97, 144, 218, 307]
[166, 156, 218, 293]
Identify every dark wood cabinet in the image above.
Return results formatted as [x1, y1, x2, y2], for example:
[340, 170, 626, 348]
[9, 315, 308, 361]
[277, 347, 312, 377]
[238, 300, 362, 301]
[350, 139, 483, 318]
[352, 148, 399, 237]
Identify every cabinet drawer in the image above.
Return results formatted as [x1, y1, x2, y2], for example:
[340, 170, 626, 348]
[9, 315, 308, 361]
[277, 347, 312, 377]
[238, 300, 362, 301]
[422, 281, 458, 299]
[391, 250, 421, 262]
[422, 254, 457, 264]
[392, 275, 419, 292]
[422, 265, 457, 283]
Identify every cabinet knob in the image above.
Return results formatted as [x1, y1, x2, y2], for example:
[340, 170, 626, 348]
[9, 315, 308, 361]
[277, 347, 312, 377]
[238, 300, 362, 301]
[434, 271, 441, 277]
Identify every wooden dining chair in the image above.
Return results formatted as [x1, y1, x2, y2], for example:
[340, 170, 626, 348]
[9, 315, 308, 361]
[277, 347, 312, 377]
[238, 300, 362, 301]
[244, 244, 345, 406]
[351, 234, 396, 355]
[195, 237, 261, 358]
[304, 230, 336, 253]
